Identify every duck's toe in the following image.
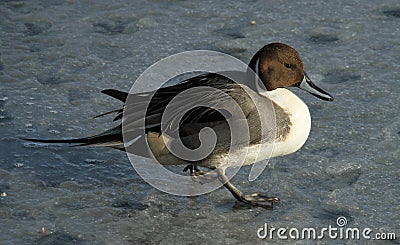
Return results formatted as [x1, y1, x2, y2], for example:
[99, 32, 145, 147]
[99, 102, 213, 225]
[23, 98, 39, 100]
[241, 193, 280, 209]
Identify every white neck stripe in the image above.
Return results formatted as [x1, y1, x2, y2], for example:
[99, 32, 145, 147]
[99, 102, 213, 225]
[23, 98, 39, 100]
[254, 57, 260, 76]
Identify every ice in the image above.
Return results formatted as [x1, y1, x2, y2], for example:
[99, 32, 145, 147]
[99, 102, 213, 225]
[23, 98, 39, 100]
[1, 0, 399, 244]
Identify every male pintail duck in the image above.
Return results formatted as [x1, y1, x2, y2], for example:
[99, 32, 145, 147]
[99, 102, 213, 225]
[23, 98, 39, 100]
[25, 43, 333, 208]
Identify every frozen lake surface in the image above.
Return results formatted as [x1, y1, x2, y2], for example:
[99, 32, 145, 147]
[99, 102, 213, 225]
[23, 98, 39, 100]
[1, 0, 399, 244]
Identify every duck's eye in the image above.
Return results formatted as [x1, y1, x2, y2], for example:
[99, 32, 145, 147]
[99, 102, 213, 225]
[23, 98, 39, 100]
[284, 63, 292, 69]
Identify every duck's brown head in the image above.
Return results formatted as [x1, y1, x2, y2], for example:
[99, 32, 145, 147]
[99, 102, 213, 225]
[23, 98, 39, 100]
[249, 43, 333, 101]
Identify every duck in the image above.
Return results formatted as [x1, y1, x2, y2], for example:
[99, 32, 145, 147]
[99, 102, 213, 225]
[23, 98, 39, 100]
[25, 43, 333, 208]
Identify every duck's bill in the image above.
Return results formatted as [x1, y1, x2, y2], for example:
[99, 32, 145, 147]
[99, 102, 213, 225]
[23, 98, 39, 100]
[296, 74, 334, 101]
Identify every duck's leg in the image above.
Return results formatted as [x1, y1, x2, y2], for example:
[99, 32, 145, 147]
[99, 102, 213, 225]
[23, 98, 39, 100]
[216, 168, 280, 209]
[183, 165, 206, 176]
[183, 165, 218, 184]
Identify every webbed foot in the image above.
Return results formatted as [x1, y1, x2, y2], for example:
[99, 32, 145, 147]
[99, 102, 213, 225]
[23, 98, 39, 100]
[216, 168, 280, 209]
[237, 193, 280, 209]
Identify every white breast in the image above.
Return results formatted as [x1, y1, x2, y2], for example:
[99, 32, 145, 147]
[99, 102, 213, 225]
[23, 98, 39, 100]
[264, 88, 311, 157]
[216, 88, 312, 168]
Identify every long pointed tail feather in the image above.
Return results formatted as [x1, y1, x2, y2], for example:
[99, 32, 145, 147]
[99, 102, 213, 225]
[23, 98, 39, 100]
[22, 125, 124, 150]
[93, 108, 122, 119]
